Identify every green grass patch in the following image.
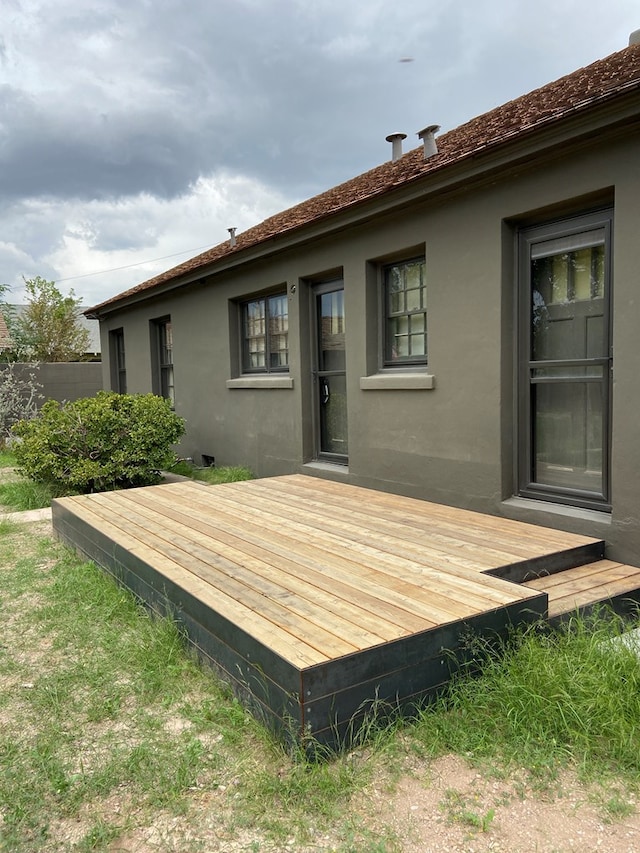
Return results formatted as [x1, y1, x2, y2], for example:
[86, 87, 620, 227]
[0, 448, 17, 467]
[0, 478, 58, 511]
[169, 459, 253, 484]
[412, 614, 640, 783]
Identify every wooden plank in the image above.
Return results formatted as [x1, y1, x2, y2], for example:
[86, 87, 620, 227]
[116, 487, 414, 641]
[549, 573, 640, 616]
[53, 505, 305, 735]
[245, 479, 538, 567]
[268, 476, 599, 550]
[53, 474, 565, 751]
[102, 489, 397, 651]
[249, 476, 581, 563]
[77, 492, 363, 659]
[106, 489, 483, 627]
[524, 560, 629, 591]
[520, 558, 640, 618]
[182, 494, 527, 616]
[127, 487, 443, 634]
[177, 483, 533, 608]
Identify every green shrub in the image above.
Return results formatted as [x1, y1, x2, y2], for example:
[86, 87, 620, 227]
[12, 392, 185, 494]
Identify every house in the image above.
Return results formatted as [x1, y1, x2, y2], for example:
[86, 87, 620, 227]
[0, 311, 11, 356]
[88, 33, 640, 566]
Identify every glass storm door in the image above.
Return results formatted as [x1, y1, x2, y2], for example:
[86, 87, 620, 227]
[314, 282, 348, 463]
[518, 211, 612, 509]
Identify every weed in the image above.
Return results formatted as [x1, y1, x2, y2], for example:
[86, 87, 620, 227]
[440, 789, 496, 833]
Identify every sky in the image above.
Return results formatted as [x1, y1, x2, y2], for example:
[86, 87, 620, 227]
[1, 0, 638, 307]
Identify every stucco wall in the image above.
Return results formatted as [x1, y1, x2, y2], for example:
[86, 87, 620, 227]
[98, 128, 640, 563]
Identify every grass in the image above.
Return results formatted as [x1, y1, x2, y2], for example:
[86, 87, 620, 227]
[169, 458, 254, 484]
[0, 525, 371, 852]
[0, 449, 17, 468]
[1, 521, 639, 850]
[413, 614, 640, 784]
[0, 479, 58, 511]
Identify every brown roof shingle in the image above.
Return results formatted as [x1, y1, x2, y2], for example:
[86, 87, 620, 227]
[89, 42, 640, 316]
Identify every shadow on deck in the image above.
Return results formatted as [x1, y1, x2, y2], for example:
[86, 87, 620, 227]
[52, 475, 640, 749]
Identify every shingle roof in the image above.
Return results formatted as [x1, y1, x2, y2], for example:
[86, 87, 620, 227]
[89, 42, 640, 316]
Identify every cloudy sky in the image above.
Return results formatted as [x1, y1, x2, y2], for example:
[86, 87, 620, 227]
[1, 0, 638, 307]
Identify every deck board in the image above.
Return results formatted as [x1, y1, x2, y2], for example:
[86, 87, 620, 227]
[524, 560, 640, 618]
[52, 474, 625, 748]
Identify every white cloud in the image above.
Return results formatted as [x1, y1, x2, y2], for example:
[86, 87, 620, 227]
[24, 172, 298, 305]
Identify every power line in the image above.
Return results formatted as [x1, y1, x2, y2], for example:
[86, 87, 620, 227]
[55, 244, 214, 284]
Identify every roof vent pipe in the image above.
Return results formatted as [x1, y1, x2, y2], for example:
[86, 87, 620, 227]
[227, 227, 237, 247]
[630, 29, 640, 46]
[385, 132, 407, 162]
[417, 124, 440, 158]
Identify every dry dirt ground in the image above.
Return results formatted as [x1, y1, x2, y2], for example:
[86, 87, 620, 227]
[98, 752, 640, 853]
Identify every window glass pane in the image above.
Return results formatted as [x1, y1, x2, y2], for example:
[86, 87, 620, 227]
[406, 287, 422, 312]
[533, 381, 603, 494]
[404, 261, 423, 290]
[318, 290, 345, 372]
[410, 314, 425, 333]
[410, 335, 425, 356]
[531, 241, 606, 362]
[390, 291, 403, 314]
[319, 373, 348, 455]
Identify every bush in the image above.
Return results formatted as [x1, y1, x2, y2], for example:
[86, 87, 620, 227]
[12, 392, 185, 493]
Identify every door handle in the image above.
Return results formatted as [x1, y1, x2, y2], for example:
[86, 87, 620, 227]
[320, 378, 330, 405]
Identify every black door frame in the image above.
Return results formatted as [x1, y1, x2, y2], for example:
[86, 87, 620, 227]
[312, 280, 348, 464]
[517, 209, 613, 511]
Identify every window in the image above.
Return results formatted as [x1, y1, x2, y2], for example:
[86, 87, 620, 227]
[110, 328, 126, 393]
[383, 257, 427, 365]
[242, 293, 289, 373]
[152, 318, 174, 405]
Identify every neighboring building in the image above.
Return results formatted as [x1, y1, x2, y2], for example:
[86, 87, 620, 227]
[0, 311, 11, 356]
[89, 36, 640, 563]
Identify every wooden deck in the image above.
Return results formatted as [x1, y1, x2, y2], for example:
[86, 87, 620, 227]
[51, 475, 640, 748]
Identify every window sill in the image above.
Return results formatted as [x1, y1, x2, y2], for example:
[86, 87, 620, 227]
[502, 496, 612, 525]
[359, 372, 435, 391]
[226, 376, 294, 389]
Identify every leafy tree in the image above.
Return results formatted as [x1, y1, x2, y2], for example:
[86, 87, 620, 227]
[10, 276, 90, 362]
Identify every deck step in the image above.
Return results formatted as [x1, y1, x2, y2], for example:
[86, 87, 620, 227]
[523, 560, 640, 619]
